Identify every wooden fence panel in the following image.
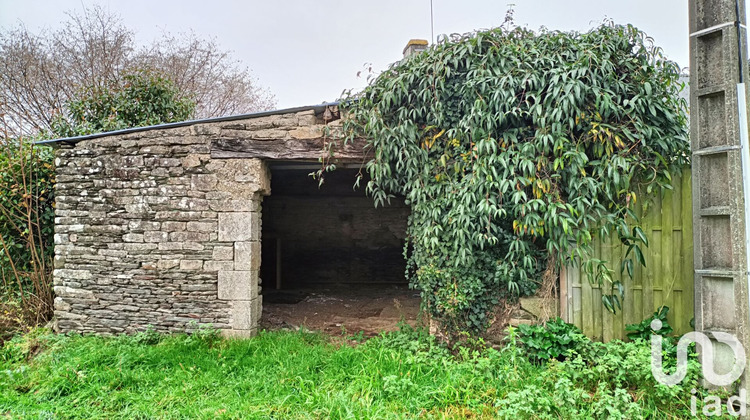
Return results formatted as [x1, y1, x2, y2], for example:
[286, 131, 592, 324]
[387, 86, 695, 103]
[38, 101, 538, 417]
[562, 169, 694, 341]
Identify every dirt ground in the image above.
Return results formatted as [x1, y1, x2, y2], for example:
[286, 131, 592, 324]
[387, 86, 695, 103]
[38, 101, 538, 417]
[260, 284, 422, 337]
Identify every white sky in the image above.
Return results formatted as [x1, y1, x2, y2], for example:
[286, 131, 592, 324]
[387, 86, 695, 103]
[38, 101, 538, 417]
[0, 1, 707, 110]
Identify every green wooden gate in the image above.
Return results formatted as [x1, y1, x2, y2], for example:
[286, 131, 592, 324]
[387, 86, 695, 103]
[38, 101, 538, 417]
[561, 169, 694, 341]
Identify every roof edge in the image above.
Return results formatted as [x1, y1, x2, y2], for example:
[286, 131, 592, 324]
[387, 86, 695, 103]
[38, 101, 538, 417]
[36, 102, 340, 146]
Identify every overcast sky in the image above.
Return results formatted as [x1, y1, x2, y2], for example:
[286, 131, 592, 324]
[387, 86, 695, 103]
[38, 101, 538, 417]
[0, 1, 702, 110]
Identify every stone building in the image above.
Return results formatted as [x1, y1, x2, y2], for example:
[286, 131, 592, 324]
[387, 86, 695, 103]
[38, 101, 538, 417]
[46, 104, 410, 337]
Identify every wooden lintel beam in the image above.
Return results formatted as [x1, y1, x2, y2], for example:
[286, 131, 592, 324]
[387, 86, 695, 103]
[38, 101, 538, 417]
[210, 137, 372, 162]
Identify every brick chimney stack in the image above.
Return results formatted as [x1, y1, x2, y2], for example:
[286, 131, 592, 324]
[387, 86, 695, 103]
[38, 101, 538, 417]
[402, 39, 428, 58]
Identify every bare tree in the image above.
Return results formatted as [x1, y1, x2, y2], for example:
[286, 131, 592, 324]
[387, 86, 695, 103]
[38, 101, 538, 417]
[140, 32, 275, 119]
[0, 5, 275, 137]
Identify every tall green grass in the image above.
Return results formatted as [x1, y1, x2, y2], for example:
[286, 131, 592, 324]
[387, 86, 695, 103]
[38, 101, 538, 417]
[0, 326, 717, 419]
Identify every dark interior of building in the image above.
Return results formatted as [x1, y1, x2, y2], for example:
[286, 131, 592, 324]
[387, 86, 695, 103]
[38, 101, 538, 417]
[260, 162, 410, 291]
[259, 163, 418, 334]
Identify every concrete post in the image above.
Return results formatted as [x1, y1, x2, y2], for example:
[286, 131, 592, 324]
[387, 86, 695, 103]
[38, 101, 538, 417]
[690, 0, 750, 387]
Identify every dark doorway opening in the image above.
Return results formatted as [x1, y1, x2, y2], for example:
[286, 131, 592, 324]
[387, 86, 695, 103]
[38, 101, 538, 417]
[259, 162, 419, 335]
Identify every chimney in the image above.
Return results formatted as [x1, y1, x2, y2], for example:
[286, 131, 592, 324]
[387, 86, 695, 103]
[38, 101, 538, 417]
[402, 39, 428, 58]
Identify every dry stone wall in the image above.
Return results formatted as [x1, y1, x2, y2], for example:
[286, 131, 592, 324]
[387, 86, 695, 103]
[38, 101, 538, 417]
[53, 108, 332, 336]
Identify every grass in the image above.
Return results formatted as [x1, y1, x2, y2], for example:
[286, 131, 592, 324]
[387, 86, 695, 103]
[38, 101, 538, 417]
[0, 325, 720, 419]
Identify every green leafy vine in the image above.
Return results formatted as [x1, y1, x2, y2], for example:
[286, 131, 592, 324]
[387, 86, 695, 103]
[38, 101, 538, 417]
[330, 18, 689, 334]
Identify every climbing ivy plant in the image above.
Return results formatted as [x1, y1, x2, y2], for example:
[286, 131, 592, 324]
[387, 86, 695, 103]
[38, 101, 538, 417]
[336, 21, 689, 334]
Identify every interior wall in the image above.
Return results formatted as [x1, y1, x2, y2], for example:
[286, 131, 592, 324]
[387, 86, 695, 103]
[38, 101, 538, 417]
[261, 165, 409, 289]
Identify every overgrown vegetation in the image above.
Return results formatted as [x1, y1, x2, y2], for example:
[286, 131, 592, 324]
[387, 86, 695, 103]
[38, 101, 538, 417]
[337, 17, 689, 334]
[0, 136, 55, 336]
[0, 325, 717, 419]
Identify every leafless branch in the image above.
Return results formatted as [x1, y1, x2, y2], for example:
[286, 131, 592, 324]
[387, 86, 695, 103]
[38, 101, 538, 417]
[0, 5, 276, 138]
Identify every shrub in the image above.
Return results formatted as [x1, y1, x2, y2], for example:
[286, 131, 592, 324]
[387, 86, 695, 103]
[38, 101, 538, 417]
[51, 69, 195, 137]
[0, 137, 55, 334]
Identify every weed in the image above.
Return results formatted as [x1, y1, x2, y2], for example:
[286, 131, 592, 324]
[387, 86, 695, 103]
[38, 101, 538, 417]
[517, 318, 589, 364]
[130, 325, 162, 345]
[626, 306, 673, 341]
